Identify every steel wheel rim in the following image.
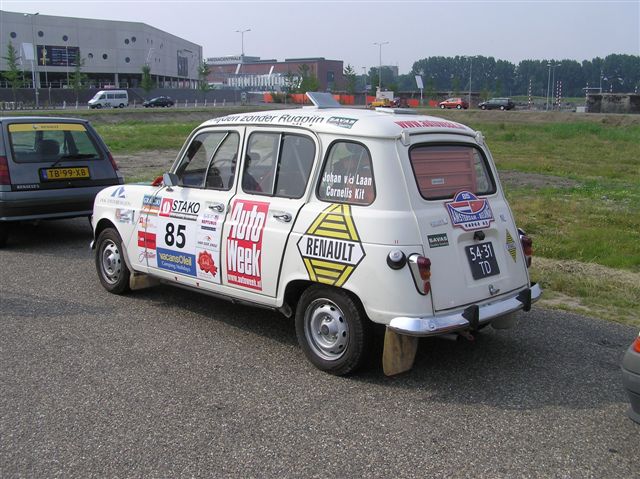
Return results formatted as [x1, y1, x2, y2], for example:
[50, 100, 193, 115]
[304, 298, 349, 361]
[101, 239, 122, 285]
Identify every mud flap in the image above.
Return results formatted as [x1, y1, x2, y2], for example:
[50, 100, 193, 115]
[382, 328, 419, 376]
[129, 272, 159, 290]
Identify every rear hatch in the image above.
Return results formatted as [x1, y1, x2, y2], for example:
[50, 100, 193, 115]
[5, 120, 120, 190]
[405, 138, 529, 312]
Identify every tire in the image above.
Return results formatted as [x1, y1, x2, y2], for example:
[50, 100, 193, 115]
[95, 227, 131, 294]
[440, 104, 445, 109]
[95, 104, 102, 109]
[456, 104, 462, 109]
[295, 285, 371, 375]
[118, 103, 125, 108]
[500, 105, 505, 110]
[481, 105, 486, 110]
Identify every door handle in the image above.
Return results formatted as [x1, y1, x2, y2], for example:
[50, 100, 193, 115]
[208, 202, 225, 213]
[272, 212, 292, 223]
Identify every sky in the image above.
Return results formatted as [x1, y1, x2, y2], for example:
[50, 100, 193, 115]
[3, 0, 639, 73]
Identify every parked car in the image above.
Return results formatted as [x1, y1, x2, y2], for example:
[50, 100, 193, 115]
[91, 92, 541, 376]
[0, 117, 124, 247]
[438, 98, 469, 109]
[622, 331, 640, 424]
[478, 98, 515, 110]
[143, 96, 175, 108]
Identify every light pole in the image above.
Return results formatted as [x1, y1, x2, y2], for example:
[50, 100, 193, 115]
[235, 28, 251, 58]
[467, 56, 473, 108]
[550, 63, 560, 110]
[361, 66, 367, 104]
[24, 12, 39, 108]
[546, 62, 552, 111]
[373, 41, 389, 91]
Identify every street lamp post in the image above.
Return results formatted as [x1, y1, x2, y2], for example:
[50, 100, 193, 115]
[468, 56, 472, 108]
[373, 41, 389, 91]
[235, 28, 251, 58]
[362, 66, 367, 104]
[24, 12, 40, 108]
[546, 62, 552, 111]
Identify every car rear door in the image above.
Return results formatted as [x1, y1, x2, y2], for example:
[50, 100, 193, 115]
[404, 137, 529, 312]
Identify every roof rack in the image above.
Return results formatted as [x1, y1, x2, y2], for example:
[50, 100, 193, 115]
[374, 107, 418, 115]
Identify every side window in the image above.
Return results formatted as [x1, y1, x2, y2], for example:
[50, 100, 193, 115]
[176, 131, 239, 189]
[318, 141, 375, 206]
[205, 132, 239, 190]
[244, 132, 315, 198]
[408, 144, 495, 200]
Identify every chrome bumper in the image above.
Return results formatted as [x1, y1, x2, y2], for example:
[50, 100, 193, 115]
[388, 283, 542, 337]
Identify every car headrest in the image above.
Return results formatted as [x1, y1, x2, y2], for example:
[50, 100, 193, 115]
[37, 139, 60, 157]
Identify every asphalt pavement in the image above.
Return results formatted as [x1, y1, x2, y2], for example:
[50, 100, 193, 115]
[1, 218, 638, 478]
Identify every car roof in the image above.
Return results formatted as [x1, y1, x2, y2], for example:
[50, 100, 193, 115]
[199, 106, 477, 139]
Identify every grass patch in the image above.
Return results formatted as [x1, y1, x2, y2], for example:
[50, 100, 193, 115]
[95, 122, 199, 153]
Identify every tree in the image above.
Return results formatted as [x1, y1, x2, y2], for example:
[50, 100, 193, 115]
[141, 64, 153, 94]
[69, 52, 88, 102]
[343, 64, 357, 94]
[2, 41, 24, 102]
[198, 61, 211, 99]
[297, 64, 319, 93]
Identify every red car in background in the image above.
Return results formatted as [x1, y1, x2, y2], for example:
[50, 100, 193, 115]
[438, 97, 469, 109]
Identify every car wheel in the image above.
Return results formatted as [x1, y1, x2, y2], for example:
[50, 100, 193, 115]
[95, 227, 131, 294]
[118, 103, 125, 108]
[500, 106, 505, 110]
[456, 104, 462, 109]
[440, 105, 445, 109]
[481, 105, 486, 110]
[95, 104, 102, 109]
[295, 285, 371, 375]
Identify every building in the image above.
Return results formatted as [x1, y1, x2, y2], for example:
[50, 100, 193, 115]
[0, 10, 202, 89]
[206, 56, 344, 92]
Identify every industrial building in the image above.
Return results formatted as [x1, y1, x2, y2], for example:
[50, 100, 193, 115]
[206, 56, 344, 92]
[0, 10, 202, 89]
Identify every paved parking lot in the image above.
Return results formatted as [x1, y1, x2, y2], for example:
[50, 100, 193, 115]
[1, 218, 638, 478]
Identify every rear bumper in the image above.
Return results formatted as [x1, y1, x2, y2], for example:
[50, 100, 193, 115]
[0, 186, 108, 221]
[388, 283, 542, 337]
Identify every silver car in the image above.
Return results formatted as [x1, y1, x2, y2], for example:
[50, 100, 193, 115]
[0, 116, 124, 247]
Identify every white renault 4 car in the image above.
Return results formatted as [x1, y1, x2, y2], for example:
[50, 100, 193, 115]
[91, 93, 541, 376]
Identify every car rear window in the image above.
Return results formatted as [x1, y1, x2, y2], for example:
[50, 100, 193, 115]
[8, 123, 103, 163]
[409, 144, 495, 200]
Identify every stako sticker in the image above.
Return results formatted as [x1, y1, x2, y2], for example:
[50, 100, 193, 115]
[445, 190, 494, 231]
[506, 230, 517, 262]
[297, 204, 365, 287]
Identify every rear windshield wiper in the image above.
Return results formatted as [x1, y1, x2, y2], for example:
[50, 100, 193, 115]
[49, 153, 97, 168]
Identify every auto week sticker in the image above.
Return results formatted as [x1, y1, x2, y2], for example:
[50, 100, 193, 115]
[297, 204, 365, 287]
[445, 191, 494, 231]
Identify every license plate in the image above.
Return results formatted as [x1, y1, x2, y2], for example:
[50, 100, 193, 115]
[465, 241, 500, 280]
[41, 167, 90, 181]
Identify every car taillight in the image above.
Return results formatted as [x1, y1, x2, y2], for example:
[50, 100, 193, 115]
[518, 228, 533, 268]
[107, 152, 120, 171]
[0, 156, 11, 185]
[633, 334, 640, 354]
[408, 254, 431, 295]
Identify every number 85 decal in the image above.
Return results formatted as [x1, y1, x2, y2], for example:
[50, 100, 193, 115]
[165, 222, 186, 248]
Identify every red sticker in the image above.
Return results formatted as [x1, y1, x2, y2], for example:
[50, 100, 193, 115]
[198, 250, 217, 277]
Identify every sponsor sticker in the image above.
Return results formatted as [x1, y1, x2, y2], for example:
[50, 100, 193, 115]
[197, 250, 218, 278]
[506, 230, 517, 262]
[98, 186, 131, 207]
[297, 204, 366, 287]
[157, 247, 197, 276]
[159, 198, 201, 221]
[327, 117, 358, 129]
[427, 233, 449, 248]
[137, 231, 157, 250]
[142, 195, 161, 215]
[225, 199, 269, 290]
[115, 208, 135, 224]
[445, 191, 494, 231]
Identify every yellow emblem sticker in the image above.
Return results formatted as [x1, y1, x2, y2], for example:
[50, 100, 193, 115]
[297, 204, 366, 287]
[506, 230, 517, 262]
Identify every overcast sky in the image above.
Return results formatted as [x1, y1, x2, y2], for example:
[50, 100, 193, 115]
[4, 0, 640, 73]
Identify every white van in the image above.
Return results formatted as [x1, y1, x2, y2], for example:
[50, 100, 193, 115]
[88, 90, 129, 109]
[91, 92, 541, 376]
